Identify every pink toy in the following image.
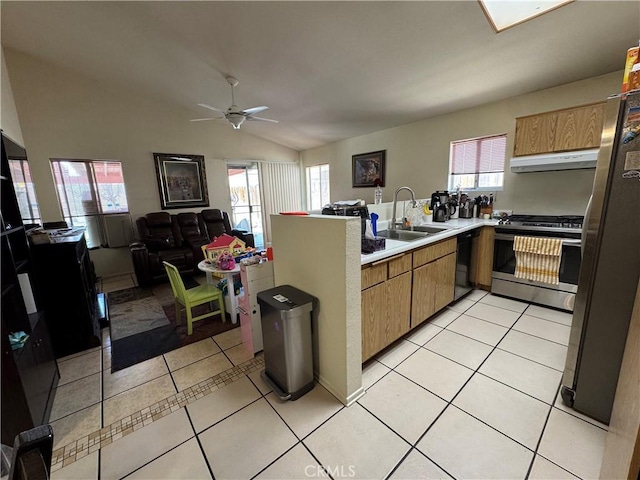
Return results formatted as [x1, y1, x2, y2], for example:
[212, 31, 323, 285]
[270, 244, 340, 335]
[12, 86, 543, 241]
[217, 252, 236, 270]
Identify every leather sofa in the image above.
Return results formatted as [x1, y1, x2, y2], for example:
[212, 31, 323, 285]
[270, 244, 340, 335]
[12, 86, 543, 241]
[130, 209, 255, 287]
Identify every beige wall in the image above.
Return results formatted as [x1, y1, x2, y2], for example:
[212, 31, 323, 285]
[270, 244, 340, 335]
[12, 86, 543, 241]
[4, 48, 299, 277]
[1, 47, 24, 146]
[302, 71, 622, 216]
[271, 214, 363, 405]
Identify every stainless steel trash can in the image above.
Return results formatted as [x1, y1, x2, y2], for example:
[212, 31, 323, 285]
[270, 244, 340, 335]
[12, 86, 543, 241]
[257, 285, 317, 401]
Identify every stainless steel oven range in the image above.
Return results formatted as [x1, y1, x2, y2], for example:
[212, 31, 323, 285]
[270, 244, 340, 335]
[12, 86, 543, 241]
[491, 214, 583, 311]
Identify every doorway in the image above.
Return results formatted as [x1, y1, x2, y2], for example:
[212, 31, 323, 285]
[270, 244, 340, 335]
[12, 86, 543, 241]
[226, 163, 264, 249]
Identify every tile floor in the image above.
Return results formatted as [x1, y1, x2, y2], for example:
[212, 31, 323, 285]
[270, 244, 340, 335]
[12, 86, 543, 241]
[49, 275, 607, 479]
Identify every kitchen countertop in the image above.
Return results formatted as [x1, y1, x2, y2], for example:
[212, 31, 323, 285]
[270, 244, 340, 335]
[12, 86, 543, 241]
[361, 217, 496, 265]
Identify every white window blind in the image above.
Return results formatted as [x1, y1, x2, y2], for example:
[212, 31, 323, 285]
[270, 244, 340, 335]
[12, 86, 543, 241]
[258, 161, 302, 245]
[451, 134, 506, 174]
[449, 134, 506, 191]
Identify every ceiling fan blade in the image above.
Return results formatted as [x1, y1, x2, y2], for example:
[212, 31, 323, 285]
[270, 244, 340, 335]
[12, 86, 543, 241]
[197, 103, 225, 113]
[190, 117, 219, 122]
[242, 106, 269, 115]
[246, 116, 279, 123]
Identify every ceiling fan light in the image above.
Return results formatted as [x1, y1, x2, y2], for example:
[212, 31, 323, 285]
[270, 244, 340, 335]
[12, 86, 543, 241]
[227, 113, 245, 129]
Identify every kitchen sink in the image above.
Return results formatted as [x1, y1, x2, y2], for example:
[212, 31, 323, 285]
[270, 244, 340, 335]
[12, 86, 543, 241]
[376, 229, 431, 242]
[410, 225, 450, 234]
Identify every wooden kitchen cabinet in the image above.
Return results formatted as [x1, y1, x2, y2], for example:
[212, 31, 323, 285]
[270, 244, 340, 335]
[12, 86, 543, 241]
[554, 103, 604, 152]
[361, 253, 411, 362]
[513, 111, 557, 157]
[470, 226, 494, 289]
[513, 102, 605, 156]
[411, 238, 456, 328]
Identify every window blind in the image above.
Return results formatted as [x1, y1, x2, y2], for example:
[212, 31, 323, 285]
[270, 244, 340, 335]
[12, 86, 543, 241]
[258, 161, 302, 244]
[451, 134, 506, 174]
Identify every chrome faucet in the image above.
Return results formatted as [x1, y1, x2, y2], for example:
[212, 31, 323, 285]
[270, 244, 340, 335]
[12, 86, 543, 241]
[390, 186, 417, 231]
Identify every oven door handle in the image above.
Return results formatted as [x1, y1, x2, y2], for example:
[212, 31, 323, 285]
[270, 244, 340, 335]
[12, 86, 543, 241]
[494, 232, 581, 247]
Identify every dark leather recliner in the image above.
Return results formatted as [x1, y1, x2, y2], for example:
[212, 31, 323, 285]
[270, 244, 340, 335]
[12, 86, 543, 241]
[130, 212, 196, 287]
[176, 212, 209, 260]
[199, 209, 255, 248]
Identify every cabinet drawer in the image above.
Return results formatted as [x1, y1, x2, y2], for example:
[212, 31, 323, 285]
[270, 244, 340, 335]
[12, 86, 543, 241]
[412, 238, 456, 268]
[361, 263, 387, 290]
[388, 253, 412, 278]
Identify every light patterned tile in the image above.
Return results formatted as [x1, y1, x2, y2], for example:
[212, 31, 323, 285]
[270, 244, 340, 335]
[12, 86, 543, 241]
[479, 294, 528, 313]
[390, 450, 452, 479]
[57, 350, 102, 386]
[199, 399, 297, 479]
[51, 451, 98, 480]
[406, 322, 443, 346]
[446, 315, 508, 346]
[525, 305, 573, 326]
[50, 404, 101, 450]
[304, 403, 410, 480]
[124, 438, 212, 480]
[417, 406, 532, 479]
[267, 385, 343, 439]
[213, 327, 242, 350]
[224, 343, 254, 366]
[424, 330, 493, 370]
[538, 408, 607, 479]
[171, 352, 233, 391]
[358, 371, 447, 444]
[362, 360, 391, 391]
[50, 373, 102, 422]
[447, 298, 476, 314]
[498, 330, 568, 371]
[103, 374, 176, 426]
[100, 409, 194, 480]
[513, 314, 571, 345]
[103, 356, 168, 399]
[163, 338, 221, 372]
[376, 340, 419, 369]
[255, 444, 319, 480]
[464, 302, 521, 328]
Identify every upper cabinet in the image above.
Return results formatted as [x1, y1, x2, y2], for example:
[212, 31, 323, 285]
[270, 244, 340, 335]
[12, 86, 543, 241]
[514, 102, 605, 157]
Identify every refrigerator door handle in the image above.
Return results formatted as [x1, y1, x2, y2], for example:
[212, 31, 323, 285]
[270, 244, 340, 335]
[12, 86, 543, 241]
[581, 194, 592, 258]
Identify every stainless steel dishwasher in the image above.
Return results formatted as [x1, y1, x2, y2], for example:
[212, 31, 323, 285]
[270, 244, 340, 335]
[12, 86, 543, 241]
[455, 229, 479, 300]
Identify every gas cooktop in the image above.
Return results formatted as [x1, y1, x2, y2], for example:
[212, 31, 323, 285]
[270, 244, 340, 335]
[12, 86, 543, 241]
[496, 214, 585, 234]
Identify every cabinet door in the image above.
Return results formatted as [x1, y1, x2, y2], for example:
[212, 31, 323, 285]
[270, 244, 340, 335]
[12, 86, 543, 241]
[513, 112, 558, 156]
[554, 103, 604, 152]
[411, 262, 437, 328]
[434, 253, 456, 312]
[362, 282, 387, 362]
[386, 272, 411, 344]
[470, 226, 495, 288]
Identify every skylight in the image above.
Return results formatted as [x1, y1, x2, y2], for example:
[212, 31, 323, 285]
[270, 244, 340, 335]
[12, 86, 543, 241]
[479, 0, 575, 32]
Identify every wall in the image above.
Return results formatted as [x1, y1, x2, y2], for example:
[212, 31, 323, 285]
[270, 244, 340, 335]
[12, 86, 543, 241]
[4, 48, 299, 277]
[302, 71, 622, 216]
[270, 214, 363, 406]
[1, 47, 24, 146]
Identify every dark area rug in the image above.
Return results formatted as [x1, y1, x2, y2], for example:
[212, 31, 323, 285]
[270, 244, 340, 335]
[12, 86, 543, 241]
[109, 277, 236, 372]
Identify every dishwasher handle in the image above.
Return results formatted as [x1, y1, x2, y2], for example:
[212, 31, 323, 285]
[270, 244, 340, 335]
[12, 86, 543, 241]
[457, 230, 480, 241]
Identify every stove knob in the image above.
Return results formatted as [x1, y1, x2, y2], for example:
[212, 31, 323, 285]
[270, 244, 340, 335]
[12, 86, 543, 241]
[498, 219, 503, 225]
[505, 219, 511, 225]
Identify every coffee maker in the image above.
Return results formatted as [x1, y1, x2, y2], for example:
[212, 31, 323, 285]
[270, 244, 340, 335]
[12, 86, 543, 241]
[431, 191, 450, 222]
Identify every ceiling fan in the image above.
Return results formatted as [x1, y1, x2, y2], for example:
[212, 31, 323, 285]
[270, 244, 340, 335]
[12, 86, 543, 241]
[191, 76, 278, 130]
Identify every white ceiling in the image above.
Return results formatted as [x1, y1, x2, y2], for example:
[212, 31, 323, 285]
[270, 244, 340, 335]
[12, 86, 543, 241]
[1, 1, 638, 151]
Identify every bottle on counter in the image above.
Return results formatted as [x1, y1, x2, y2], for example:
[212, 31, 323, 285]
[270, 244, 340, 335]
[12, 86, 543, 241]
[374, 185, 383, 204]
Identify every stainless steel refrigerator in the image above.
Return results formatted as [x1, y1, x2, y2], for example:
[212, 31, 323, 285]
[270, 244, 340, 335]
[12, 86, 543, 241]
[561, 90, 640, 424]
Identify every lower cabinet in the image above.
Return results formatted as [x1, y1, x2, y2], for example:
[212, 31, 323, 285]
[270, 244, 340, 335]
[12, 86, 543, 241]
[411, 238, 457, 328]
[361, 254, 412, 362]
[470, 226, 494, 289]
[411, 252, 456, 328]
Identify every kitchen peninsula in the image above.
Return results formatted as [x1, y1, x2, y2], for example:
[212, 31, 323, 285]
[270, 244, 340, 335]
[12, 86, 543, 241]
[270, 212, 496, 406]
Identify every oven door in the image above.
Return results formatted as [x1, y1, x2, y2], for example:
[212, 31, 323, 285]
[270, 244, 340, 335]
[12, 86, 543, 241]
[492, 230, 582, 311]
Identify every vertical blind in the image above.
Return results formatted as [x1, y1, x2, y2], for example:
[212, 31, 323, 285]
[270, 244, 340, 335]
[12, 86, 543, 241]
[450, 134, 507, 174]
[258, 161, 302, 244]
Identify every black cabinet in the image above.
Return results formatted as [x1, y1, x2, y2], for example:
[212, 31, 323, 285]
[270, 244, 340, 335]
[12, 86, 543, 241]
[1, 133, 59, 445]
[31, 231, 101, 358]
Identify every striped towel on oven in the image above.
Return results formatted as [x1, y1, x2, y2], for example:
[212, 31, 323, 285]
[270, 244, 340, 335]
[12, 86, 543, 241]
[513, 236, 563, 285]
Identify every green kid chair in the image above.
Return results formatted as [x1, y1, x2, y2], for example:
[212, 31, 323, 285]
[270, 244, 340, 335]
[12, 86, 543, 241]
[163, 261, 226, 335]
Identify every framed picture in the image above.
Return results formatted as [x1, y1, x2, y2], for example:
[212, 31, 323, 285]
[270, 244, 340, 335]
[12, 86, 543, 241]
[352, 150, 386, 188]
[153, 153, 209, 209]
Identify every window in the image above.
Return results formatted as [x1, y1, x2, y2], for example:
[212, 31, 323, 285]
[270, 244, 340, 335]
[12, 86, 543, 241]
[51, 159, 129, 248]
[8, 159, 41, 225]
[227, 163, 264, 249]
[448, 134, 506, 192]
[306, 164, 330, 211]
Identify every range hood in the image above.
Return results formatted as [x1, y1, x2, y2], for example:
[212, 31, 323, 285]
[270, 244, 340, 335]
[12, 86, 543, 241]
[510, 149, 599, 173]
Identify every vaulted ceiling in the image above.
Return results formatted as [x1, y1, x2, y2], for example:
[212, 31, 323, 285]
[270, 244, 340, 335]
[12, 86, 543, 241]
[2, 1, 638, 151]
